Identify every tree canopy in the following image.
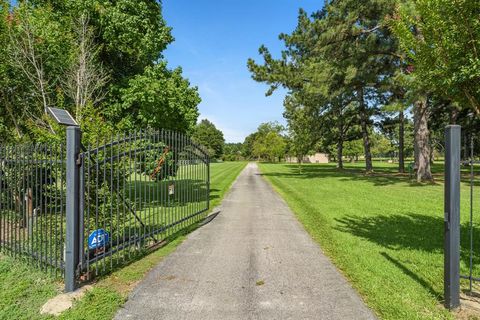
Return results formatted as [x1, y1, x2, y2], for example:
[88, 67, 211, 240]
[242, 122, 287, 162]
[0, 0, 200, 143]
[393, 0, 480, 116]
[192, 119, 225, 159]
[247, 0, 480, 181]
[248, 1, 401, 172]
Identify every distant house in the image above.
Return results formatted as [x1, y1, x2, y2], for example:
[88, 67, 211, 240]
[286, 153, 329, 164]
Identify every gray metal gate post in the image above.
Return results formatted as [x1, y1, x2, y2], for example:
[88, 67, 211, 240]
[444, 125, 461, 309]
[65, 126, 81, 292]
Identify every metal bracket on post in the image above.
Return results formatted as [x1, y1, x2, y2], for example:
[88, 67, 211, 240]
[444, 125, 461, 309]
[65, 126, 81, 292]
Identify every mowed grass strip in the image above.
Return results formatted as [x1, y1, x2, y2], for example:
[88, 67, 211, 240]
[209, 161, 248, 209]
[259, 162, 480, 320]
[0, 161, 247, 320]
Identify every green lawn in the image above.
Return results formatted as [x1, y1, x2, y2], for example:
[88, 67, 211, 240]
[209, 161, 248, 209]
[0, 161, 247, 320]
[259, 161, 480, 320]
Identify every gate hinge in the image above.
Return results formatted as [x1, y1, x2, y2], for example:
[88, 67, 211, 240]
[76, 153, 83, 166]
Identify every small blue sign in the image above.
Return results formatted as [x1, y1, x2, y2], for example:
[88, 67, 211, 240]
[88, 229, 109, 250]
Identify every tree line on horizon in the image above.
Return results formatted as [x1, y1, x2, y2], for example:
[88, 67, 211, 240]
[206, 119, 398, 163]
[247, 0, 480, 182]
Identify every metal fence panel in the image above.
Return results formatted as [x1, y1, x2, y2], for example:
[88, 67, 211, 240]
[459, 133, 480, 290]
[0, 142, 66, 276]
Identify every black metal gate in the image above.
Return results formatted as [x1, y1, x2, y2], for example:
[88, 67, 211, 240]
[78, 129, 210, 281]
[0, 128, 210, 292]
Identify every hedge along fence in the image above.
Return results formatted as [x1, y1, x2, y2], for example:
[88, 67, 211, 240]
[0, 128, 210, 292]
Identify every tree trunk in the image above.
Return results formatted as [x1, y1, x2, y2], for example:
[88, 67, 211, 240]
[337, 121, 344, 169]
[337, 140, 344, 169]
[413, 97, 433, 182]
[4, 101, 22, 139]
[297, 155, 303, 165]
[450, 107, 458, 125]
[359, 88, 373, 172]
[398, 110, 405, 173]
[429, 145, 435, 165]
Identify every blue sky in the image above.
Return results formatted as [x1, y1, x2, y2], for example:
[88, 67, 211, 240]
[162, 1, 322, 142]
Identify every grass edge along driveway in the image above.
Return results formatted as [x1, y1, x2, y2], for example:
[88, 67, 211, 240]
[258, 162, 480, 320]
[0, 161, 247, 320]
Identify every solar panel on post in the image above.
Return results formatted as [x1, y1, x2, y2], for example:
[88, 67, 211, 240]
[46, 108, 79, 127]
